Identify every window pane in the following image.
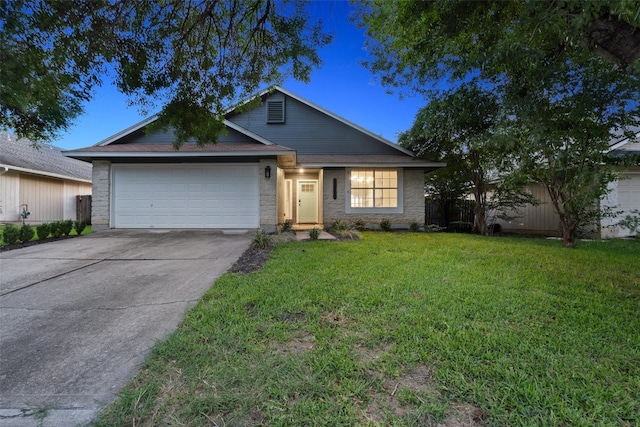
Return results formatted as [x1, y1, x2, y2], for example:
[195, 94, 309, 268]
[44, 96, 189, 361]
[351, 169, 397, 208]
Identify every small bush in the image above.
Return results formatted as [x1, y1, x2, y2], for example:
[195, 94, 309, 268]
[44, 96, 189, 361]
[36, 223, 51, 240]
[409, 222, 421, 232]
[352, 219, 367, 231]
[59, 219, 73, 236]
[309, 227, 320, 240]
[379, 218, 391, 231]
[332, 229, 362, 241]
[50, 221, 63, 238]
[74, 220, 87, 235]
[19, 224, 35, 243]
[330, 219, 350, 232]
[425, 224, 446, 233]
[281, 219, 293, 233]
[2, 224, 20, 245]
[251, 229, 273, 249]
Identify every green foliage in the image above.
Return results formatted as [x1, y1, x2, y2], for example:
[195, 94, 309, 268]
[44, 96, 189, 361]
[351, 218, 367, 231]
[18, 224, 35, 243]
[379, 218, 391, 231]
[308, 227, 320, 240]
[74, 220, 87, 235]
[2, 224, 20, 245]
[251, 229, 273, 249]
[50, 222, 63, 238]
[280, 219, 293, 233]
[618, 209, 640, 236]
[329, 219, 350, 232]
[331, 229, 362, 241]
[59, 219, 73, 237]
[409, 222, 420, 232]
[36, 223, 51, 240]
[1, 0, 331, 144]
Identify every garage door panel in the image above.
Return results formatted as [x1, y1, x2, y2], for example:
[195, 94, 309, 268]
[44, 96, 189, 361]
[113, 164, 259, 228]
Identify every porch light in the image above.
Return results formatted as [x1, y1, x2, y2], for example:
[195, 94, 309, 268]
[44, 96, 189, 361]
[265, 165, 271, 178]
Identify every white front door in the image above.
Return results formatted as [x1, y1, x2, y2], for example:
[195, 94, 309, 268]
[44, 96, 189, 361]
[297, 180, 318, 223]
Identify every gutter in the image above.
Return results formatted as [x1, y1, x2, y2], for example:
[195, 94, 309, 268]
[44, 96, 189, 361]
[0, 166, 8, 176]
[0, 163, 91, 183]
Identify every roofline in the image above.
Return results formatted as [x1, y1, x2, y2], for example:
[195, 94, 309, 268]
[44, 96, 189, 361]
[62, 150, 294, 160]
[298, 162, 446, 168]
[95, 115, 159, 146]
[272, 86, 417, 157]
[94, 116, 276, 147]
[0, 163, 92, 183]
[608, 129, 640, 152]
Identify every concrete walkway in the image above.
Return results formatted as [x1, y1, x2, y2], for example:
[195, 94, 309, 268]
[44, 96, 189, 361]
[294, 230, 336, 241]
[0, 229, 251, 427]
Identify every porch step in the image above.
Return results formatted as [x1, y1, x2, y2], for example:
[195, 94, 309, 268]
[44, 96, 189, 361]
[294, 230, 337, 241]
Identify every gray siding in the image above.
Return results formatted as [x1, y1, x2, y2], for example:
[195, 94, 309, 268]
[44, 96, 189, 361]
[228, 93, 402, 156]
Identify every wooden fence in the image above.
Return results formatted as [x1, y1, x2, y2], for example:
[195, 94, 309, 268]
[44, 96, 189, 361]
[76, 195, 92, 224]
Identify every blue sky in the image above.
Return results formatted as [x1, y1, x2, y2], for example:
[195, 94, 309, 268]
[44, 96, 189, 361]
[54, 1, 426, 150]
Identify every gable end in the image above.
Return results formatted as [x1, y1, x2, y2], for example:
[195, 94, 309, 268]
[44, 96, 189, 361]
[267, 99, 285, 124]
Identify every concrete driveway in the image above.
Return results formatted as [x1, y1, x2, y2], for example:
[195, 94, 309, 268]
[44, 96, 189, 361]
[0, 229, 251, 427]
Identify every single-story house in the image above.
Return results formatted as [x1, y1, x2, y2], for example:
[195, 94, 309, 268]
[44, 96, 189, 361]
[494, 128, 640, 237]
[64, 87, 443, 232]
[0, 133, 92, 224]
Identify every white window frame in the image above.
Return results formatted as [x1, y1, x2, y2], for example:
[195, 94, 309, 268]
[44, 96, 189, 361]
[345, 168, 403, 214]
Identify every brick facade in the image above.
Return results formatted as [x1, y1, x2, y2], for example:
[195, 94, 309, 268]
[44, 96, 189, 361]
[260, 159, 278, 233]
[323, 168, 424, 228]
[91, 160, 111, 231]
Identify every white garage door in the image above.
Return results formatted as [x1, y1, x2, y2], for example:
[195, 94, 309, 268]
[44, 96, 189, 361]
[112, 164, 259, 228]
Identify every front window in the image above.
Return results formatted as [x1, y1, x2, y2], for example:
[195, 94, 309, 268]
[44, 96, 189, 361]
[350, 169, 398, 208]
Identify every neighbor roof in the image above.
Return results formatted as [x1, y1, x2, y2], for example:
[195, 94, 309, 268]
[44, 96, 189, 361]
[0, 133, 92, 182]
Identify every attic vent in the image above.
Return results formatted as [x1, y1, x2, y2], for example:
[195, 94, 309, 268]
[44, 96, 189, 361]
[267, 99, 285, 123]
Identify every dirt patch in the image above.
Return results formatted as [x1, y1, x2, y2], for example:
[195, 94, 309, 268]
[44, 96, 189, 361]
[364, 364, 486, 426]
[229, 247, 273, 274]
[272, 332, 316, 355]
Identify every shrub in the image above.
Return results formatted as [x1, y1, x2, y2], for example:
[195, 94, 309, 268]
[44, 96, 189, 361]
[59, 219, 74, 236]
[50, 221, 63, 238]
[2, 224, 20, 245]
[352, 219, 367, 231]
[36, 223, 51, 240]
[379, 218, 391, 231]
[330, 219, 350, 232]
[281, 219, 293, 233]
[409, 222, 421, 232]
[251, 229, 273, 249]
[74, 220, 87, 235]
[332, 229, 362, 241]
[19, 224, 35, 243]
[309, 227, 320, 240]
[425, 224, 446, 233]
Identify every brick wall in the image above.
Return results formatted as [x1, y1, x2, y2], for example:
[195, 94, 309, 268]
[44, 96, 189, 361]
[259, 159, 278, 233]
[323, 168, 425, 228]
[91, 160, 111, 231]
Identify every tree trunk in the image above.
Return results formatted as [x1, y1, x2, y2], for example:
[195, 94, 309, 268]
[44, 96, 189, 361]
[559, 220, 577, 248]
[586, 16, 640, 71]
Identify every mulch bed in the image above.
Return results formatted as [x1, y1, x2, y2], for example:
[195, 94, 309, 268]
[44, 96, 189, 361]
[229, 247, 273, 274]
[0, 235, 78, 252]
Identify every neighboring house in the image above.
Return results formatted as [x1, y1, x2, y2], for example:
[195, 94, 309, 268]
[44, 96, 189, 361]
[64, 87, 443, 232]
[601, 129, 640, 238]
[0, 133, 93, 224]
[494, 128, 640, 237]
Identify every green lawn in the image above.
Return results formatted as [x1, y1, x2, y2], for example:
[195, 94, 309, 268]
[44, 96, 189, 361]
[94, 233, 639, 426]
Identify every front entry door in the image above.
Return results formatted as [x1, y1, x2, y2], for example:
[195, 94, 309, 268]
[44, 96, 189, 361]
[297, 180, 318, 223]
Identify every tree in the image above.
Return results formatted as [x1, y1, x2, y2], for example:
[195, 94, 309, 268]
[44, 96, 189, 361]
[0, 0, 331, 143]
[359, 0, 640, 95]
[506, 51, 638, 247]
[360, 0, 640, 246]
[399, 83, 529, 236]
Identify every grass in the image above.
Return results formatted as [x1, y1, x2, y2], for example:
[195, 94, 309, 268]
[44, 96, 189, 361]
[0, 224, 92, 246]
[93, 233, 639, 426]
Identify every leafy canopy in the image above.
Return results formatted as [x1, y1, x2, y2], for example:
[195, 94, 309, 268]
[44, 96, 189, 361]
[0, 0, 331, 143]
